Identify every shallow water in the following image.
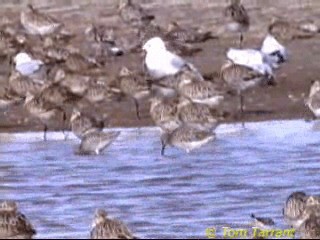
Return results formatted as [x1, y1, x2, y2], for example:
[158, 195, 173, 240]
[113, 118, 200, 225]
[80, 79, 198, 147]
[1, 119, 320, 239]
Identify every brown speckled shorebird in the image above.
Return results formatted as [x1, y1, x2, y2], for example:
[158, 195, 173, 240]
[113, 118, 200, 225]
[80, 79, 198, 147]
[78, 131, 120, 155]
[299, 212, 320, 239]
[220, 60, 274, 124]
[283, 191, 309, 229]
[90, 209, 137, 239]
[38, 83, 83, 107]
[177, 75, 225, 108]
[24, 92, 67, 141]
[165, 21, 218, 44]
[306, 81, 320, 119]
[0, 87, 25, 113]
[268, 18, 319, 42]
[149, 96, 181, 132]
[160, 124, 215, 155]
[70, 109, 105, 139]
[0, 200, 36, 239]
[118, 67, 151, 120]
[64, 52, 101, 73]
[20, 4, 63, 36]
[224, 0, 250, 48]
[177, 98, 225, 132]
[118, 0, 155, 28]
[8, 71, 45, 97]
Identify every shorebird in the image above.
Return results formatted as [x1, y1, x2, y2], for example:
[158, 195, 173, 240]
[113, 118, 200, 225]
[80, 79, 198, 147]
[0, 200, 36, 239]
[90, 208, 136, 239]
[142, 37, 203, 80]
[283, 191, 308, 229]
[118, 0, 155, 28]
[20, 4, 63, 36]
[224, 0, 250, 48]
[250, 214, 275, 229]
[165, 21, 218, 44]
[149, 96, 181, 132]
[0, 87, 25, 113]
[70, 109, 105, 139]
[177, 76, 225, 108]
[78, 130, 120, 155]
[84, 24, 124, 60]
[64, 52, 101, 73]
[268, 18, 319, 42]
[38, 83, 83, 107]
[160, 124, 215, 155]
[118, 67, 151, 120]
[305, 81, 320, 119]
[299, 213, 320, 239]
[24, 92, 67, 141]
[8, 71, 45, 97]
[177, 98, 224, 131]
[220, 60, 275, 123]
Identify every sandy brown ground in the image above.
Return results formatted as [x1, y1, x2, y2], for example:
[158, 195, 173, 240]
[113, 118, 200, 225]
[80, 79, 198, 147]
[0, 0, 319, 132]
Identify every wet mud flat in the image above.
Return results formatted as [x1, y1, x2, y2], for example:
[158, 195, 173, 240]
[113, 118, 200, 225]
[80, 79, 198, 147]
[0, 0, 320, 132]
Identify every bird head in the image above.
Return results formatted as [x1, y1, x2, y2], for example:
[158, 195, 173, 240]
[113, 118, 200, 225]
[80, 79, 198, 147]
[142, 37, 166, 53]
[13, 52, 33, 66]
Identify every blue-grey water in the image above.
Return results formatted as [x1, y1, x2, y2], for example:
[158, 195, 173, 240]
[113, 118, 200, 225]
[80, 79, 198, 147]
[1, 119, 320, 239]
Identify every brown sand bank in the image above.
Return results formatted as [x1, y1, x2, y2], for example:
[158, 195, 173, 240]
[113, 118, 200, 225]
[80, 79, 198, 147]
[0, 0, 320, 132]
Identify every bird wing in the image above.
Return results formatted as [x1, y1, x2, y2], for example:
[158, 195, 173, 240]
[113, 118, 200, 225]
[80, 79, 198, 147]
[16, 61, 42, 76]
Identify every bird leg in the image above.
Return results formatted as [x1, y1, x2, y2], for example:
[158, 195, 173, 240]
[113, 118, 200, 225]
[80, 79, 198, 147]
[239, 33, 244, 49]
[62, 111, 68, 140]
[43, 124, 48, 141]
[239, 93, 245, 127]
[133, 98, 141, 120]
[161, 142, 166, 156]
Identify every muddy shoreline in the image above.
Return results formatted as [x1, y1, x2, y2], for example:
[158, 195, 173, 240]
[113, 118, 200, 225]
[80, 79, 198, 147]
[0, 1, 319, 133]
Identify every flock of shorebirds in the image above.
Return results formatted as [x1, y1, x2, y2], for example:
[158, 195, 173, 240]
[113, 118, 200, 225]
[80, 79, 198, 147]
[0, 0, 319, 156]
[2, 191, 320, 239]
[0, 0, 320, 238]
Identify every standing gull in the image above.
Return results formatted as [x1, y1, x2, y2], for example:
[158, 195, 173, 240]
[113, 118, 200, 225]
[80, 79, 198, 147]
[13, 52, 47, 82]
[142, 37, 203, 80]
[224, 0, 250, 48]
[90, 209, 137, 239]
[0, 200, 36, 239]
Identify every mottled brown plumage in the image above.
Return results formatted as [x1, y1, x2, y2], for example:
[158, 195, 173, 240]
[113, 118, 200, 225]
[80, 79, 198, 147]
[0, 201, 36, 239]
[118, 67, 150, 119]
[70, 109, 105, 139]
[20, 4, 63, 36]
[90, 209, 136, 239]
[224, 0, 250, 48]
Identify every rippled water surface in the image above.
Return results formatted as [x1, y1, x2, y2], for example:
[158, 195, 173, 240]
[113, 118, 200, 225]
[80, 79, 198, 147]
[1, 120, 320, 239]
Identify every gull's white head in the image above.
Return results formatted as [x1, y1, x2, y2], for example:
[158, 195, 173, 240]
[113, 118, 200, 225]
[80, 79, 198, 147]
[142, 37, 166, 53]
[14, 52, 33, 66]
